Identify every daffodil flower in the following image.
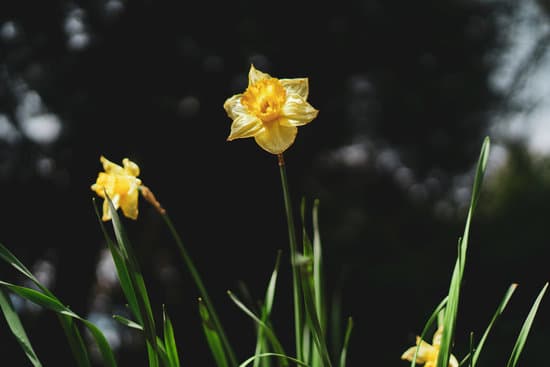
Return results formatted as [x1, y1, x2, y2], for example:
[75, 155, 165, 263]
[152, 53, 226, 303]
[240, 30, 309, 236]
[91, 155, 142, 221]
[401, 327, 458, 367]
[223, 64, 319, 155]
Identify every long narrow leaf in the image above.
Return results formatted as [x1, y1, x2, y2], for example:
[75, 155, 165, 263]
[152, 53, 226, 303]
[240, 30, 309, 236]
[410, 297, 448, 367]
[113, 314, 143, 330]
[104, 194, 159, 366]
[0, 286, 42, 366]
[312, 198, 325, 332]
[227, 290, 288, 365]
[254, 251, 281, 367]
[199, 297, 229, 367]
[471, 283, 517, 366]
[338, 317, 353, 367]
[239, 353, 309, 367]
[162, 212, 238, 367]
[437, 137, 490, 367]
[163, 305, 181, 367]
[92, 199, 142, 323]
[506, 282, 548, 367]
[298, 258, 332, 367]
[0, 281, 117, 367]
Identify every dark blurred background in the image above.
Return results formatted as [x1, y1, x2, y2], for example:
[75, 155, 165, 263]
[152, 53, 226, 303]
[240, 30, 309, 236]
[1, 0, 550, 366]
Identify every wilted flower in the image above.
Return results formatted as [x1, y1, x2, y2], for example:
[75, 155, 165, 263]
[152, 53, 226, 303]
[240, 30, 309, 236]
[223, 64, 319, 155]
[91, 155, 142, 221]
[401, 327, 458, 367]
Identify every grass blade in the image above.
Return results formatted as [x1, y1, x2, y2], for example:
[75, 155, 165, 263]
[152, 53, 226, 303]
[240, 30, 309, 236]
[471, 283, 517, 367]
[437, 137, 490, 367]
[239, 353, 309, 367]
[409, 297, 447, 367]
[92, 199, 141, 323]
[104, 194, 159, 366]
[113, 314, 143, 330]
[162, 212, 237, 367]
[163, 305, 181, 367]
[0, 286, 42, 367]
[297, 255, 333, 367]
[199, 297, 229, 367]
[253, 251, 281, 367]
[338, 317, 353, 367]
[0, 244, 92, 367]
[312, 198, 325, 332]
[227, 290, 288, 365]
[0, 281, 117, 367]
[506, 282, 548, 367]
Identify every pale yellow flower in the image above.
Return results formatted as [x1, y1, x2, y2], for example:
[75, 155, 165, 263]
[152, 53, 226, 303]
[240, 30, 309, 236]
[223, 64, 319, 155]
[91, 155, 142, 221]
[401, 327, 458, 367]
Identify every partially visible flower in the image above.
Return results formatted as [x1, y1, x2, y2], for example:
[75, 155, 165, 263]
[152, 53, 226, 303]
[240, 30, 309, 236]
[91, 155, 142, 221]
[223, 64, 319, 155]
[401, 327, 458, 367]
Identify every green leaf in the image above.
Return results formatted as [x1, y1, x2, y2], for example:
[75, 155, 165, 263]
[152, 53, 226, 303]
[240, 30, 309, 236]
[253, 251, 281, 367]
[0, 286, 42, 366]
[506, 282, 548, 367]
[162, 211, 238, 367]
[1, 240, 91, 366]
[410, 297, 448, 367]
[227, 291, 287, 365]
[239, 353, 309, 367]
[113, 314, 143, 330]
[0, 243, 42, 290]
[437, 137, 490, 367]
[312, 198, 325, 332]
[471, 283, 517, 367]
[338, 317, 353, 367]
[104, 194, 159, 366]
[298, 259, 333, 367]
[163, 305, 181, 367]
[92, 198, 141, 324]
[199, 298, 229, 367]
[0, 281, 117, 367]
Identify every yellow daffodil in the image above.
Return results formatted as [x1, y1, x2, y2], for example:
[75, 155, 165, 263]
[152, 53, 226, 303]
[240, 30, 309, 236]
[401, 327, 458, 367]
[91, 155, 142, 221]
[223, 64, 319, 155]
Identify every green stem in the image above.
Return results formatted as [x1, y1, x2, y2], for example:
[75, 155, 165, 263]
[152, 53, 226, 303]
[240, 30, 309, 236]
[277, 153, 304, 362]
[162, 213, 238, 367]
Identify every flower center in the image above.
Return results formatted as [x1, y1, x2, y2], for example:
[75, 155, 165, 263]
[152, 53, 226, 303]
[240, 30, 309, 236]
[241, 78, 286, 123]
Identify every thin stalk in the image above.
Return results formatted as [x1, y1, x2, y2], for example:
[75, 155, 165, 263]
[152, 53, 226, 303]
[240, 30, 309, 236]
[277, 153, 304, 362]
[162, 213, 238, 367]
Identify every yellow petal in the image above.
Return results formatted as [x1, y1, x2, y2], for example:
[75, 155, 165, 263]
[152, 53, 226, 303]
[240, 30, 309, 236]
[281, 95, 319, 126]
[248, 64, 271, 85]
[227, 114, 264, 141]
[120, 187, 139, 220]
[101, 194, 120, 222]
[401, 345, 428, 364]
[101, 199, 112, 221]
[254, 121, 297, 154]
[401, 337, 434, 363]
[123, 158, 140, 177]
[100, 156, 125, 175]
[223, 94, 247, 120]
[280, 78, 309, 99]
[449, 354, 459, 367]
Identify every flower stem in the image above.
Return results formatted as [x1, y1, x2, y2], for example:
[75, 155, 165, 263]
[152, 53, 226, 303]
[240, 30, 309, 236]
[162, 212, 238, 367]
[277, 153, 304, 362]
